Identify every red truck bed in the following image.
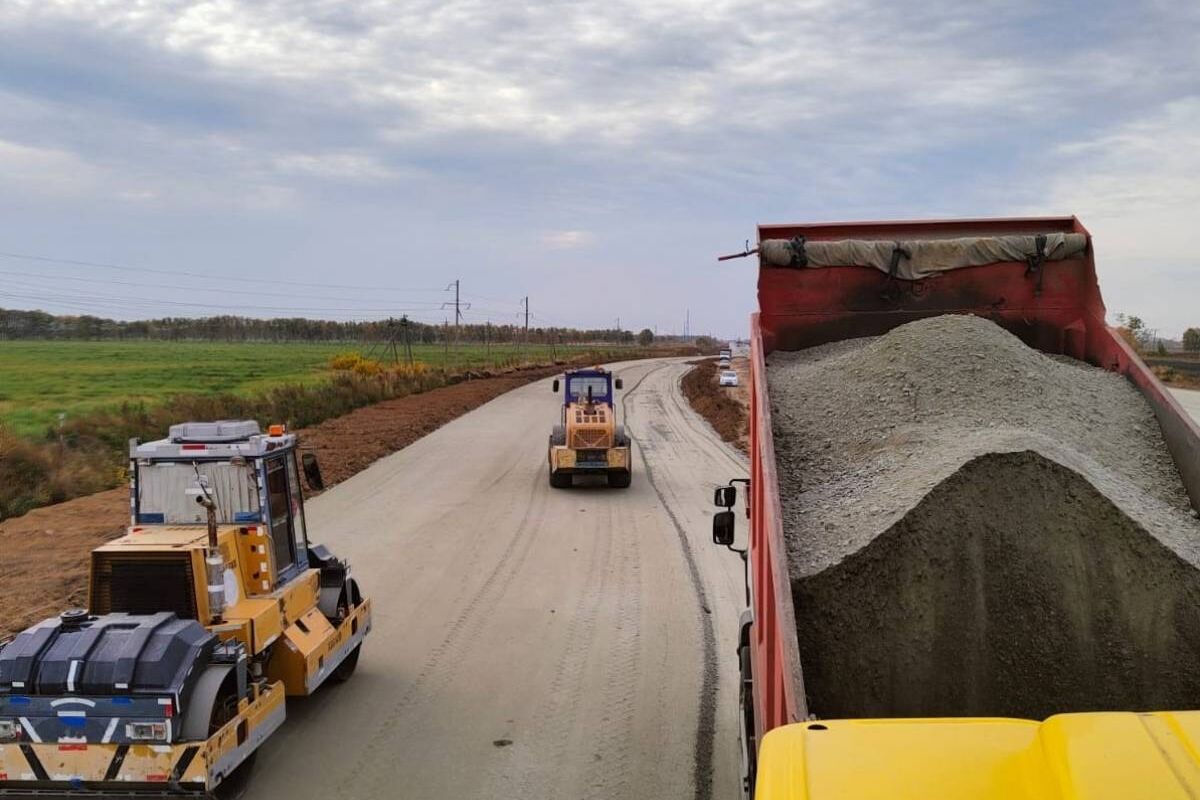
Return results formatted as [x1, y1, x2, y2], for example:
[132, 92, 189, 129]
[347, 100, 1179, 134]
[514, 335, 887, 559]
[745, 216, 1200, 739]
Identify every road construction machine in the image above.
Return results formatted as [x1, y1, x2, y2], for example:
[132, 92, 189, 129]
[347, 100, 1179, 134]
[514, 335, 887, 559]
[712, 217, 1200, 799]
[0, 421, 371, 797]
[548, 367, 632, 488]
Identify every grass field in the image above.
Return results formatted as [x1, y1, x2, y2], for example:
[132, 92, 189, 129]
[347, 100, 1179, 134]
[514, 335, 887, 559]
[0, 340, 613, 437]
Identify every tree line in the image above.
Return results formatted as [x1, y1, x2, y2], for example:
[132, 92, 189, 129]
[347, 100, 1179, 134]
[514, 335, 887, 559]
[0, 308, 650, 345]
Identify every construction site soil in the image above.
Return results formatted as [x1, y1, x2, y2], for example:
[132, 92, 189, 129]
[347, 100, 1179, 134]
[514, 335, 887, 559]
[681, 358, 749, 453]
[767, 315, 1200, 720]
[0, 364, 568, 639]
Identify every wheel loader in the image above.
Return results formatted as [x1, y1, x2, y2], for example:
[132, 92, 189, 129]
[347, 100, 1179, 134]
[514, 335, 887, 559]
[0, 421, 371, 797]
[547, 367, 632, 488]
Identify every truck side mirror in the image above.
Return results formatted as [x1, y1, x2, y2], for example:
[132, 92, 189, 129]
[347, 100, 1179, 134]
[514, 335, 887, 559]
[552, 379, 560, 392]
[614, 378, 624, 390]
[714, 485, 737, 508]
[302, 452, 325, 490]
[713, 510, 736, 546]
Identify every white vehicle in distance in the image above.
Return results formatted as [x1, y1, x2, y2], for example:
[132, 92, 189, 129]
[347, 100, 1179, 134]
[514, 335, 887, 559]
[719, 370, 739, 387]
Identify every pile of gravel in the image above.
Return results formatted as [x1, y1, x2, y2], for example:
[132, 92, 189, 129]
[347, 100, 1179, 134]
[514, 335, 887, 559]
[767, 314, 1200, 720]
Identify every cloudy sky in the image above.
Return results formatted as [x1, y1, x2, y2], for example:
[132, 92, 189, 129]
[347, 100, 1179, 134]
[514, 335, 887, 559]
[0, 0, 1197, 337]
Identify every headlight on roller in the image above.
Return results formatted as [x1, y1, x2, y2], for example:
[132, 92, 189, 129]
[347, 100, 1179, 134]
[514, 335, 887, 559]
[125, 721, 169, 742]
[0, 719, 21, 741]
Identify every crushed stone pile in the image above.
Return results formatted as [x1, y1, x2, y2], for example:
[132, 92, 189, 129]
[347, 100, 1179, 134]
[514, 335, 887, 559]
[767, 314, 1200, 720]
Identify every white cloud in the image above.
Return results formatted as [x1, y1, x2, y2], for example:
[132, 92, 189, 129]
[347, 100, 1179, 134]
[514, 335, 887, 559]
[0, 138, 101, 196]
[1034, 98, 1200, 336]
[541, 230, 595, 250]
[0, 1, 1197, 334]
[273, 151, 395, 182]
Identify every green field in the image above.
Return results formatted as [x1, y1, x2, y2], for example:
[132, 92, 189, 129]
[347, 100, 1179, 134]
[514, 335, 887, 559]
[0, 340, 610, 437]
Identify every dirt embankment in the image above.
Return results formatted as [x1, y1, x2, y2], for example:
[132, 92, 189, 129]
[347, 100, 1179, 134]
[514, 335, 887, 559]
[0, 363, 571, 638]
[681, 358, 749, 453]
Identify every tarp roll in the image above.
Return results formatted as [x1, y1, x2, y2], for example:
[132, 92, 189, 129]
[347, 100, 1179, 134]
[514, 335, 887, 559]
[759, 233, 1088, 281]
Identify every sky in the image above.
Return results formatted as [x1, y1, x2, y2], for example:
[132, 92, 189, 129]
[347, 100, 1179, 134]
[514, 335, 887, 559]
[0, 0, 1197, 339]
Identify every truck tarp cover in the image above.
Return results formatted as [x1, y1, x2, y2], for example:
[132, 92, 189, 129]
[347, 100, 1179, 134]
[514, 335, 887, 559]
[759, 232, 1088, 280]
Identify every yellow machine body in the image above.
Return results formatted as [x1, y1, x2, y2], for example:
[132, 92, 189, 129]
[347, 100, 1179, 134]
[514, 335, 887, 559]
[90, 524, 371, 696]
[755, 712, 1200, 799]
[0, 682, 285, 789]
[547, 367, 632, 487]
[0, 423, 370, 796]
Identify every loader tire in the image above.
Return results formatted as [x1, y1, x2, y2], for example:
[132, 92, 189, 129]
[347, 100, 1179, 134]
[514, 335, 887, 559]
[608, 471, 632, 488]
[549, 469, 572, 489]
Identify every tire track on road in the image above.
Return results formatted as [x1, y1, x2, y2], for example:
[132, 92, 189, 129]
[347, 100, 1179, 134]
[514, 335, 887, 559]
[340, 469, 550, 794]
[622, 363, 719, 800]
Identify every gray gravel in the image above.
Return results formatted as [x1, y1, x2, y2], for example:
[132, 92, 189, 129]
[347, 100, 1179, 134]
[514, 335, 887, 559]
[768, 314, 1200, 719]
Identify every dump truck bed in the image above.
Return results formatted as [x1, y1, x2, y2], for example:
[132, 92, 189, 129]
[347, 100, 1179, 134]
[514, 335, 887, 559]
[746, 217, 1200, 738]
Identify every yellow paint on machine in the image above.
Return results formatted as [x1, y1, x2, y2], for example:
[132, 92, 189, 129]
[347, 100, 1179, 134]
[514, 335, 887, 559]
[0, 682, 284, 788]
[549, 446, 629, 470]
[269, 599, 372, 695]
[755, 712, 1200, 799]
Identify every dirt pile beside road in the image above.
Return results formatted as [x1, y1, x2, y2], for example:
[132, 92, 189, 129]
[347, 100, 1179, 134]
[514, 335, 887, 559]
[768, 314, 1200, 720]
[0, 364, 564, 638]
[682, 358, 749, 453]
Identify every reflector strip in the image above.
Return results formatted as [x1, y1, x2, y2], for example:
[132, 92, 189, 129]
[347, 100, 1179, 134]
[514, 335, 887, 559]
[102, 717, 120, 743]
[66, 659, 79, 692]
[18, 717, 41, 743]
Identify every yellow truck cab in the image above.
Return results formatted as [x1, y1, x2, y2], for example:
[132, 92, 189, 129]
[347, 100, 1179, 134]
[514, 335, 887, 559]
[756, 713, 1200, 799]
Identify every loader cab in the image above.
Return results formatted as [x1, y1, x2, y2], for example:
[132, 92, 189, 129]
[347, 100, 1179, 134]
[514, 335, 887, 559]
[554, 369, 623, 409]
[129, 420, 317, 586]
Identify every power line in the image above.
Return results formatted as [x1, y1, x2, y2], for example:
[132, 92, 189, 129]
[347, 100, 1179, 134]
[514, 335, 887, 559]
[0, 249, 446, 294]
[0, 267, 449, 306]
[0, 282, 447, 315]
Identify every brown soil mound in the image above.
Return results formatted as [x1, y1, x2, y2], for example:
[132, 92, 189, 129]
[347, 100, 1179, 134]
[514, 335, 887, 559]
[682, 358, 748, 453]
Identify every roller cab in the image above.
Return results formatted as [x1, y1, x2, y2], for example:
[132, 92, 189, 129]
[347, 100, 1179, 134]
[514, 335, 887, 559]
[0, 421, 371, 796]
[547, 367, 632, 488]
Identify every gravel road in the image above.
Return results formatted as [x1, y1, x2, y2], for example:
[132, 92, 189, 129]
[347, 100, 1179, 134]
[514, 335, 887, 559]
[249, 358, 748, 800]
[1172, 387, 1200, 423]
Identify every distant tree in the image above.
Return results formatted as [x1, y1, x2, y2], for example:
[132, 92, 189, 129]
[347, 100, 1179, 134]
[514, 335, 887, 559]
[1114, 313, 1151, 353]
[1184, 328, 1200, 353]
[1156, 340, 1168, 356]
[637, 328, 654, 347]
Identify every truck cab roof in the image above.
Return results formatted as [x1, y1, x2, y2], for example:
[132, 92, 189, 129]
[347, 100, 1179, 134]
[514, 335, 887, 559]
[757, 713, 1200, 799]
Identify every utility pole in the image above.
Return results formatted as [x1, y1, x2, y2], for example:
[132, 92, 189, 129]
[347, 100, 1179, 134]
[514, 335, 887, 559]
[521, 296, 529, 361]
[400, 315, 413, 365]
[443, 279, 471, 344]
[685, 308, 690, 340]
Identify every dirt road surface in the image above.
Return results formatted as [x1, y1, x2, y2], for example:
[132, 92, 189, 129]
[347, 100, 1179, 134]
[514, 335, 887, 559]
[1171, 388, 1200, 423]
[252, 358, 749, 800]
